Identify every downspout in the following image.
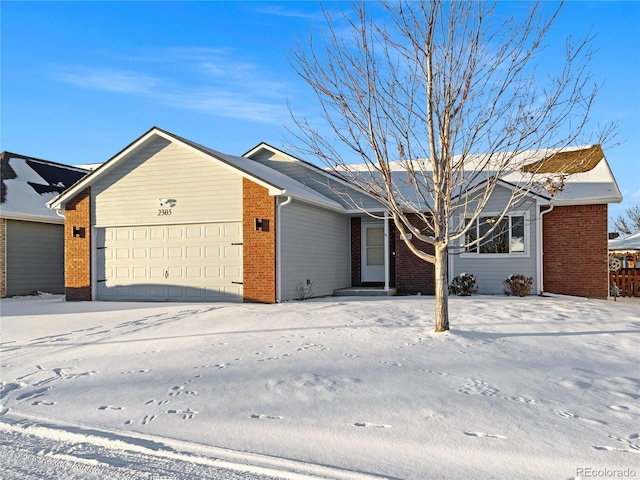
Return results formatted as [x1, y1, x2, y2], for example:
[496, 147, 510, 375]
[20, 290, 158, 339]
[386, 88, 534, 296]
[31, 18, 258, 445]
[538, 202, 555, 296]
[276, 196, 293, 303]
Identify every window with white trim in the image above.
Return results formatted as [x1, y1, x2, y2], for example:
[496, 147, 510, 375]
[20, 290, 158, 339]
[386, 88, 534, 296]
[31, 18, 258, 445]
[465, 214, 527, 255]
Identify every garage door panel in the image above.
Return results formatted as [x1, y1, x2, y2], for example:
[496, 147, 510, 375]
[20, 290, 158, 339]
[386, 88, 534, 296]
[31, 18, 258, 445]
[97, 223, 243, 302]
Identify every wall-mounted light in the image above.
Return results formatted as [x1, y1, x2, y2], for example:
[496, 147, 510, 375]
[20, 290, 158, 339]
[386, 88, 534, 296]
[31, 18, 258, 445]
[73, 226, 85, 238]
[158, 198, 177, 207]
[255, 218, 270, 232]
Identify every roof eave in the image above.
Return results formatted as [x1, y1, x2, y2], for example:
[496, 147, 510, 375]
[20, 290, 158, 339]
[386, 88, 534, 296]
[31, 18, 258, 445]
[1, 212, 64, 224]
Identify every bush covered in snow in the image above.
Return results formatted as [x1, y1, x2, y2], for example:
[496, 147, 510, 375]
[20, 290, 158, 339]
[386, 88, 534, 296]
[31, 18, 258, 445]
[449, 272, 478, 296]
[503, 274, 533, 296]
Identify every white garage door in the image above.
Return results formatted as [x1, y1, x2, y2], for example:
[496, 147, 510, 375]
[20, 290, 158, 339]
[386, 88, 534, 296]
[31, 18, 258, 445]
[96, 223, 243, 302]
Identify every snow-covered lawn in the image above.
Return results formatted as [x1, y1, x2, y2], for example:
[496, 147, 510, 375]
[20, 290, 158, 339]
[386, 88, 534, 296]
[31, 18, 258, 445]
[1, 294, 638, 479]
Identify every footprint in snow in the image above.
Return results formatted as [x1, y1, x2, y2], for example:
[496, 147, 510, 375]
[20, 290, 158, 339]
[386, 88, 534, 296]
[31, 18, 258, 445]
[251, 414, 283, 420]
[464, 431, 507, 439]
[141, 415, 155, 425]
[167, 408, 198, 420]
[32, 400, 56, 406]
[593, 433, 640, 453]
[378, 360, 403, 367]
[552, 410, 607, 425]
[354, 422, 391, 428]
[98, 405, 124, 411]
[610, 405, 630, 412]
[16, 386, 51, 401]
[168, 385, 197, 397]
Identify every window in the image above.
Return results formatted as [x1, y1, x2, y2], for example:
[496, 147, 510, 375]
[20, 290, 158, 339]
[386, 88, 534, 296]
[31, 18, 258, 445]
[465, 214, 526, 255]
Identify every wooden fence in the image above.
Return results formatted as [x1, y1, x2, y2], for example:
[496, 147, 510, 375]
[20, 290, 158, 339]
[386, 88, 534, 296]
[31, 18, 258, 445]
[610, 269, 640, 297]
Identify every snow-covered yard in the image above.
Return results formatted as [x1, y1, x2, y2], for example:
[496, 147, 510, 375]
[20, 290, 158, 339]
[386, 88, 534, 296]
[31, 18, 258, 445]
[1, 294, 638, 479]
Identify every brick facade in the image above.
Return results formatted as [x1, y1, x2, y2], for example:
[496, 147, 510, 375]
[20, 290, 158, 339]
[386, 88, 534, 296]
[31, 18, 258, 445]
[542, 204, 608, 298]
[242, 178, 276, 303]
[350, 218, 362, 287]
[0, 218, 6, 298]
[64, 188, 92, 301]
[394, 214, 435, 295]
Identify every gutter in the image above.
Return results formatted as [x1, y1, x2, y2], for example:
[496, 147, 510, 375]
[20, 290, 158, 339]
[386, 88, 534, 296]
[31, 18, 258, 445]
[276, 196, 293, 303]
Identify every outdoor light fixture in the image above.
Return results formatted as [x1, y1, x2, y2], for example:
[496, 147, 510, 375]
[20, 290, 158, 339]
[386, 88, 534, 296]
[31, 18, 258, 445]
[255, 218, 270, 231]
[72, 226, 85, 238]
[158, 198, 177, 207]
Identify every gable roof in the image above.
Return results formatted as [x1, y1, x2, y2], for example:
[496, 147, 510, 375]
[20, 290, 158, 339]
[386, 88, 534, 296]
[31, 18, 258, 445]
[243, 143, 386, 213]
[337, 145, 622, 208]
[48, 127, 345, 213]
[1, 152, 88, 223]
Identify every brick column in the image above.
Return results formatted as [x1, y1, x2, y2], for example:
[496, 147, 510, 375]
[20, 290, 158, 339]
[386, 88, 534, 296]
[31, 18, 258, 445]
[243, 178, 276, 303]
[395, 214, 435, 295]
[64, 188, 92, 301]
[0, 218, 6, 298]
[542, 204, 608, 298]
[350, 218, 362, 287]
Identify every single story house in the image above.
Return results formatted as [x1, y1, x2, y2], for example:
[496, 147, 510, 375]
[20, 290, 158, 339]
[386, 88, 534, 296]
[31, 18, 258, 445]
[47, 127, 621, 302]
[1, 152, 88, 297]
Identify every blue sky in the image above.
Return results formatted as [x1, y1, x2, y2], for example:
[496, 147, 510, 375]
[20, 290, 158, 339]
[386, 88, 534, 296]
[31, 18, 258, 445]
[2, 1, 638, 222]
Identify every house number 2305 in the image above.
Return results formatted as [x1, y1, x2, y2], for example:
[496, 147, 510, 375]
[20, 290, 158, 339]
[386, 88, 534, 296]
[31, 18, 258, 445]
[157, 209, 172, 216]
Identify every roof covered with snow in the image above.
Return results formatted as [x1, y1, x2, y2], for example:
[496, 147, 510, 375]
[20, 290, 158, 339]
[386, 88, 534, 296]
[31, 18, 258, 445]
[337, 145, 622, 209]
[1, 152, 88, 223]
[609, 232, 640, 251]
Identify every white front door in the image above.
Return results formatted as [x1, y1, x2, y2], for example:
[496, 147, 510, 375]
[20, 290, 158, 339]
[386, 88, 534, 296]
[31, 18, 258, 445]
[362, 223, 385, 282]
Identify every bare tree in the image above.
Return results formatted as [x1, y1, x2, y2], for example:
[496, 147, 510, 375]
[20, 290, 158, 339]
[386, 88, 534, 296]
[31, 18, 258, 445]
[289, 1, 610, 331]
[613, 205, 640, 235]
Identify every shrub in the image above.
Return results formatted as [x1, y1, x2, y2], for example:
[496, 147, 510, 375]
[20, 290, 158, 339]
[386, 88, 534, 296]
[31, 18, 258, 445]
[503, 274, 533, 297]
[296, 280, 314, 300]
[449, 273, 478, 296]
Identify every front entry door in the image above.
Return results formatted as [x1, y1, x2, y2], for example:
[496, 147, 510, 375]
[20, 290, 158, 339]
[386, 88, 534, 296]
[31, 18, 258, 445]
[362, 223, 385, 282]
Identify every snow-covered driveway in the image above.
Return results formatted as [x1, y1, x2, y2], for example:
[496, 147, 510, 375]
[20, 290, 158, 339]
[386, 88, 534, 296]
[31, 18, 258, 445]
[1, 294, 638, 479]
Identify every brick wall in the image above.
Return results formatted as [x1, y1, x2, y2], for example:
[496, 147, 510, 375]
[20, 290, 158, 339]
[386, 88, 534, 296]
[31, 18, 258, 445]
[350, 218, 362, 287]
[0, 218, 6, 298]
[243, 178, 276, 303]
[543, 204, 608, 298]
[395, 214, 435, 295]
[64, 188, 92, 300]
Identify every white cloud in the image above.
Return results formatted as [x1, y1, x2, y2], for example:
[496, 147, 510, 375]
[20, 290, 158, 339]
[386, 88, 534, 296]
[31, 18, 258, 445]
[53, 48, 292, 124]
[254, 5, 323, 20]
[55, 67, 159, 94]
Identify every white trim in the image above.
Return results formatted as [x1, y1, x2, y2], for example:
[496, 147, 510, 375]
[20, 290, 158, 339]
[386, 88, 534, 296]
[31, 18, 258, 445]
[538, 203, 555, 295]
[459, 210, 532, 258]
[93, 219, 243, 229]
[91, 226, 97, 301]
[384, 213, 390, 290]
[0, 213, 64, 225]
[361, 221, 386, 283]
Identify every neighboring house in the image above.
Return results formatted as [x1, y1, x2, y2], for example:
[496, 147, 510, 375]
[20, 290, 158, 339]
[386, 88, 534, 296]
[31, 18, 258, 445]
[1, 152, 88, 297]
[47, 127, 621, 303]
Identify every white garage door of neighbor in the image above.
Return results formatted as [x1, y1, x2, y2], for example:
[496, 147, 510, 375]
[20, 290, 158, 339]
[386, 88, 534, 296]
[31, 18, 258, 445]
[97, 223, 243, 301]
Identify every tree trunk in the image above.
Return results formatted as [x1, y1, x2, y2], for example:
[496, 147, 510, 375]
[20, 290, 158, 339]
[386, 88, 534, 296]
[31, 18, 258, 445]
[434, 244, 449, 332]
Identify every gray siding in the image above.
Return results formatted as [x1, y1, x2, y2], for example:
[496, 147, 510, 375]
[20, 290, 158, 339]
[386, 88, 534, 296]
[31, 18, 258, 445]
[93, 137, 242, 226]
[452, 185, 538, 295]
[6, 220, 64, 295]
[280, 200, 350, 300]
[249, 150, 384, 212]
